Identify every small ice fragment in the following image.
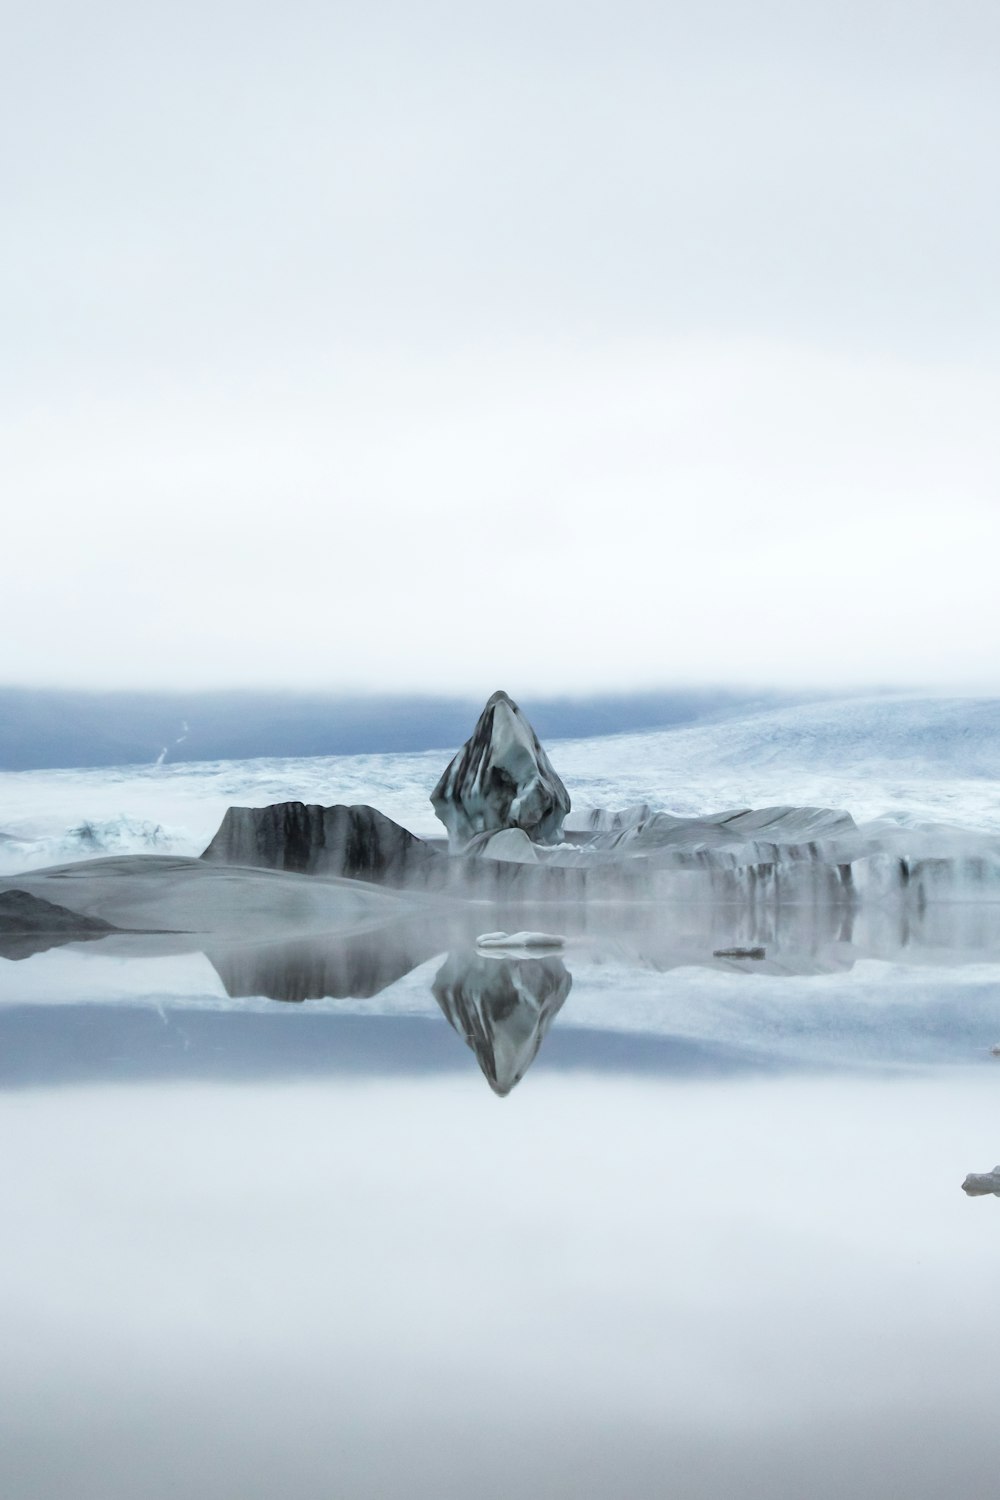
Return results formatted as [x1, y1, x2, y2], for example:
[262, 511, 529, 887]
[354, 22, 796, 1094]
[961, 1167, 1000, 1196]
[476, 930, 566, 950]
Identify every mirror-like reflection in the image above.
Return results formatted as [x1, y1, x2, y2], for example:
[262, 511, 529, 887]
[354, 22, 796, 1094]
[0, 888, 119, 962]
[4, 901, 1000, 1498]
[8, 879, 1000, 971]
[432, 949, 571, 1095]
[5, 889, 1000, 1103]
[206, 922, 444, 1004]
[6, 905, 1000, 1094]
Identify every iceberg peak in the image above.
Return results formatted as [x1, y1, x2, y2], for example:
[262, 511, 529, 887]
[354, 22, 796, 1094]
[430, 690, 571, 852]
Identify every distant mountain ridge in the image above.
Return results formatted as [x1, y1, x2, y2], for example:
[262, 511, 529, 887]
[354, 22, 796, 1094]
[3, 693, 1000, 877]
[564, 695, 1000, 782]
[0, 687, 792, 772]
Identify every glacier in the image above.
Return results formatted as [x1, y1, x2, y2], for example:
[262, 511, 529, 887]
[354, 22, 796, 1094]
[1, 693, 999, 911]
[1, 692, 999, 880]
[187, 692, 1000, 904]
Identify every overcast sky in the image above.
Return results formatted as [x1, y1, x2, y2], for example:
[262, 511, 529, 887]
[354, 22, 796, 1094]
[3, 0, 998, 694]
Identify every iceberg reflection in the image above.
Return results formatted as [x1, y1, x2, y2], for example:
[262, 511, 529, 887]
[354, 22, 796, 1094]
[432, 949, 572, 1095]
[206, 921, 443, 1003]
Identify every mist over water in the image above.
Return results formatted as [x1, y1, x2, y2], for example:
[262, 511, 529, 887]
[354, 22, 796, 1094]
[2, 1066, 999, 1500]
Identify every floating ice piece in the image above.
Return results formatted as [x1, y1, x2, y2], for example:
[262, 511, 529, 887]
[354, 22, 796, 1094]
[476, 930, 566, 949]
[962, 1167, 1000, 1197]
[431, 690, 570, 851]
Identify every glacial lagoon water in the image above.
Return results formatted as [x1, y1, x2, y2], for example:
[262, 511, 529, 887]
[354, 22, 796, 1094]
[3, 911, 1000, 1500]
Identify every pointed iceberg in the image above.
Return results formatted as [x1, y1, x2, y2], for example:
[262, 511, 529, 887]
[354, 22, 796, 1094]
[430, 690, 571, 851]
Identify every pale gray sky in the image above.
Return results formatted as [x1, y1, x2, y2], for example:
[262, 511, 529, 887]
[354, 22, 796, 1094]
[3, 0, 998, 692]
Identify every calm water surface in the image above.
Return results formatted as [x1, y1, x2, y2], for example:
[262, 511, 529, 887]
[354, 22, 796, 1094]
[2, 918, 999, 1499]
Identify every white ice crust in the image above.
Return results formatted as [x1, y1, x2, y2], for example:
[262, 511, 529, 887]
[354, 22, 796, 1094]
[476, 931, 566, 949]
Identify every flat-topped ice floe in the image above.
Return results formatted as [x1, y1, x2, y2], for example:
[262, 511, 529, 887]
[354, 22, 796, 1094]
[476, 930, 566, 950]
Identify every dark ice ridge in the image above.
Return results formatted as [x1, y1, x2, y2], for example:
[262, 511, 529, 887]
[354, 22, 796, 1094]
[203, 803, 439, 884]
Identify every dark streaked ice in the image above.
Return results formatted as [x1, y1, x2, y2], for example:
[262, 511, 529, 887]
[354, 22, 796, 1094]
[430, 689, 571, 851]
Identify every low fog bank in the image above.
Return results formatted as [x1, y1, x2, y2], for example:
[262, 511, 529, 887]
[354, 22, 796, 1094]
[0, 686, 793, 772]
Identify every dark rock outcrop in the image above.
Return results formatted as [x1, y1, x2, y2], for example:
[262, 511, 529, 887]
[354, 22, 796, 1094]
[201, 802, 444, 885]
[0, 888, 119, 960]
[430, 690, 571, 851]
